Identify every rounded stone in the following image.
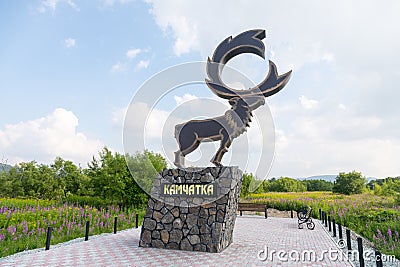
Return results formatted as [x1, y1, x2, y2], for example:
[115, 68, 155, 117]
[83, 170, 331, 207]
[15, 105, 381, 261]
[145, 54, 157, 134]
[154, 201, 164, 211]
[180, 238, 193, 251]
[186, 214, 198, 228]
[141, 229, 151, 245]
[194, 244, 207, 252]
[143, 218, 156, 231]
[189, 226, 199, 235]
[188, 234, 200, 245]
[170, 229, 183, 243]
[151, 239, 165, 248]
[171, 207, 180, 218]
[173, 218, 182, 229]
[200, 224, 211, 234]
[152, 231, 160, 239]
[166, 243, 179, 250]
[161, 212, 174, 224]
[199, 208, 208, 219]
[198, 217, 207, 225]
[161, 230, 169, 244]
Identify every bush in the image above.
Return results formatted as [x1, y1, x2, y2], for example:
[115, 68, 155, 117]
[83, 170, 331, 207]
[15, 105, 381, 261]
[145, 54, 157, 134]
[332, 171, 366, 195]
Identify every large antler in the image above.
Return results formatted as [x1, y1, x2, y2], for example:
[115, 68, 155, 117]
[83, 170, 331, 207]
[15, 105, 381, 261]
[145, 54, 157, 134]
[206, 29, 292, 99]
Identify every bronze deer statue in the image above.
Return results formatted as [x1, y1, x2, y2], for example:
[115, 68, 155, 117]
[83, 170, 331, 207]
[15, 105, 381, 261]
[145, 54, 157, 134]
[174, 29, 292, 167]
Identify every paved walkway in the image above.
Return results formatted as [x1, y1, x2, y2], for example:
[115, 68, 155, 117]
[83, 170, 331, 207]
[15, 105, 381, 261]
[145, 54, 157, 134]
[0, 216, 352, 267]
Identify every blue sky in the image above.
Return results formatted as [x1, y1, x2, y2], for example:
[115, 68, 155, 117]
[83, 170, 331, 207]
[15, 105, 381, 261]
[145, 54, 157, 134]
[1, 0, 400, 179]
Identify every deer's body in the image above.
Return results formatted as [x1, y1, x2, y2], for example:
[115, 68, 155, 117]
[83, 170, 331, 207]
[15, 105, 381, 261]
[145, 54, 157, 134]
[173, 29, 291, 167]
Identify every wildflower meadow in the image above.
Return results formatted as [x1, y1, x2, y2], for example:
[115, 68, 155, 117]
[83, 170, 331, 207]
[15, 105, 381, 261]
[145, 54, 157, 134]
[0, 198, 144, 258]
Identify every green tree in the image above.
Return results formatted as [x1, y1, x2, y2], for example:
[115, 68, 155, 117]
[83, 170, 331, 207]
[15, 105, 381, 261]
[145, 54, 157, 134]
[144, 150, 168, 173]
[332, 171, 366, 195]
[268, 177, 306, 192]
[37, 164, 59, 199]
[52, 157, 91, 197]
[301, 179, 333, 191]
[125, 152, 158, 207]
[16, 161, 42, 197]
[240, 173, 254, 197]
[3, 166, 24, 197]
[86, 148, 162, 209]
[87, 147, 127, 205]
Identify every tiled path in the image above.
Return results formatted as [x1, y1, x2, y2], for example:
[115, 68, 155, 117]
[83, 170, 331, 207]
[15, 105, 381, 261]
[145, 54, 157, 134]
[0, 216, 352, 267]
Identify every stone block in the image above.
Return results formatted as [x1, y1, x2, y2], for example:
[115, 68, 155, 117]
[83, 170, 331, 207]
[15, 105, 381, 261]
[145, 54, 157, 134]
[139, 166, 242, 253]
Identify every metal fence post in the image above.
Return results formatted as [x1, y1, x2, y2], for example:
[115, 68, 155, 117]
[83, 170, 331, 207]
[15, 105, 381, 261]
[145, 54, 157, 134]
[328, 216, 332, 232]
[338, 223, 343, 239]
[332, 219, 336, 237]
[114, 216, 118, 234]
[346, 229, 351, 250]
[85, 221, 90, 241]
[319, 209, 322, 220]
[136, 214, 139, 228]
[357, 237, 365, 267]
[291, 210, 293, 218]
[375, 250, 383, 267]
[45, 227, 52, 250]
[324, 213, 328, 227]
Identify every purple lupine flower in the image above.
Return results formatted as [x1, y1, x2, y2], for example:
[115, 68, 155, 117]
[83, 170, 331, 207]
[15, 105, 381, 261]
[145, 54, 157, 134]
[0, 233, 6, 242]
[388, 228, 392, 238]
[7, 226, 16, 236]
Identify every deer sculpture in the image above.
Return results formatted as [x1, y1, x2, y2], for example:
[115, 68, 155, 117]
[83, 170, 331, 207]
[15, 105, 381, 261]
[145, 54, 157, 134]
[174, 29, 292, 167]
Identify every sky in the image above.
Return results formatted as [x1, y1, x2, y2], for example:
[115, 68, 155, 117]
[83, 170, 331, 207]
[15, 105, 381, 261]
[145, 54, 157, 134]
[1, 0, 400, 179]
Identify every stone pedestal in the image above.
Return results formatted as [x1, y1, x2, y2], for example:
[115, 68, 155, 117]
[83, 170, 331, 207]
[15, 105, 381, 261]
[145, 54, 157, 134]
[139, 166, 243, 253]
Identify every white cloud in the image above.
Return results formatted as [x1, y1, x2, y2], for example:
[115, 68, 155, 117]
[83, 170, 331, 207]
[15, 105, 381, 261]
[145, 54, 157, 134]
[0, 108, 103, 165]
[64, 38, 76, 48]
[126, 48, 142, 59]
[268, 97, 400, 178]
[115, 103, 170, 139]
[299, 95, 319, 110]
[146, 0, 400, 75]
[38, 0, 79, 14]
[110, 62, 127, 73]
[102, 0, 133, 7]
[174, 93, 198, 105]
[136, 60, 150, 70]
[141, 1, 400, 177]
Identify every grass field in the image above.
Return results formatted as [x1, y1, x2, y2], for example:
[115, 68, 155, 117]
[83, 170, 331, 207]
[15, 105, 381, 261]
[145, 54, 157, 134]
[0, 198, 145, 258]
[243, 192, 400, 259]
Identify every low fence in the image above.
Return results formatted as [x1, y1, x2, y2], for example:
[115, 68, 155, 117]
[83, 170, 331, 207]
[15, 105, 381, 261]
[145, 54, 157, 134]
[319, 209, 390, 267]
[44, 214, 141, 251]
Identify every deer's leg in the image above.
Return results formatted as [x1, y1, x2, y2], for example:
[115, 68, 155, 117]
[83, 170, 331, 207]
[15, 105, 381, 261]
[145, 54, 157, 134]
[174, 151, 185, 168]
[175, 132, 200, 168]
[212, 130, 231, 166]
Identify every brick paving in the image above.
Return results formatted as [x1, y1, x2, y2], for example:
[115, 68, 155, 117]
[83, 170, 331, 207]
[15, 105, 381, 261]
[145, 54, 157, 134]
[0, 216, 352, 267]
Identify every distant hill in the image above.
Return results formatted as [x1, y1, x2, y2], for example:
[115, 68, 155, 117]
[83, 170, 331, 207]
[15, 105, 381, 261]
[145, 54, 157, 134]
[0, 163, 12, 172]
[296, 175, 336, 182]
[298, 175, 378, 183]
